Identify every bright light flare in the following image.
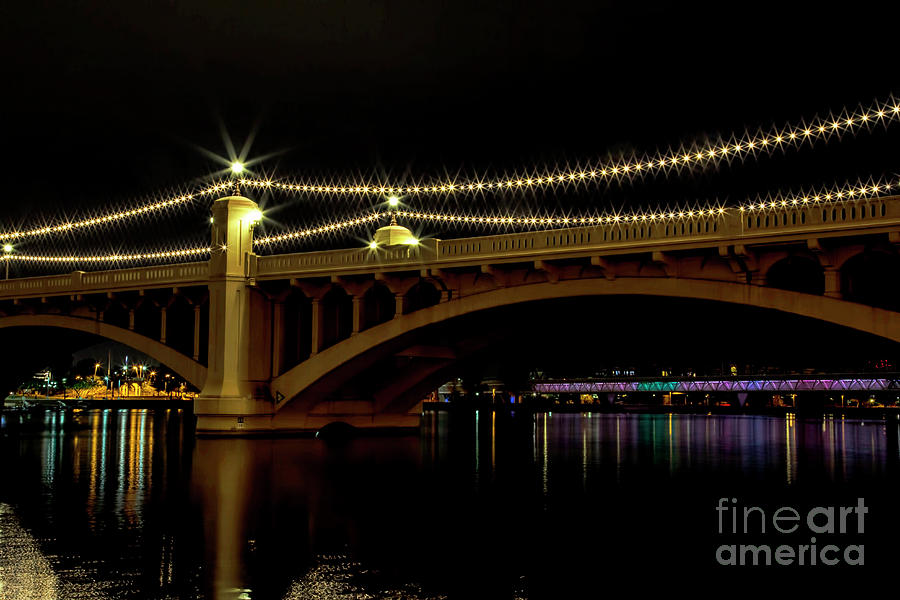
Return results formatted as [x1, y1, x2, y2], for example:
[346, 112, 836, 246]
[2, 244, 12, 253]
[231, 162, 245, 175]
[248, 209, 263, 224]
[387, 196, 400, 207]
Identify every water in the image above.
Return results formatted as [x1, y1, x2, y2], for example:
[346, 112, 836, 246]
[1, 408, 899, 599]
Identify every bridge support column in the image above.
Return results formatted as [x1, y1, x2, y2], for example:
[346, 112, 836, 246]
[159, 307, 167, 344]
[196, 196, 273, 434]
[351, 295, 363, 335]
[271, 301, 285, 377]
[824, 267, 842, 299]
[193, 305, 202, 361]
[310, 298, 324, 355]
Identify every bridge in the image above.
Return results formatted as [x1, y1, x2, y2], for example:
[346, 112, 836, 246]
[533, 375, 900, 395]
[1, 192, 899, 433]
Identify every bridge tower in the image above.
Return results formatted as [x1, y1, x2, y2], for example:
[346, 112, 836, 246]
[194, 195, 271, 433]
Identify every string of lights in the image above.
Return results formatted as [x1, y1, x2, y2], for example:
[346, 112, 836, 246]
[229, 99, 900, 196]
[254, 212, 384, 245]
[0, 194, 195, 243]
[739, 179, 895, 211]
[0, 179, 900, 264]
[255, 177, 898, 245]
[5, 177, 896, 266]
[3, 97, 896, 246]
[2, 246, 210, 264]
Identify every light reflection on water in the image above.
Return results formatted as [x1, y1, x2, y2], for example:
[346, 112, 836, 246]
[0, 409, 897, 599]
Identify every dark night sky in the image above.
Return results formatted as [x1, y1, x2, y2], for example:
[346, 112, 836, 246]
[4, 1, 898, 224]
[0, 1, 899, 380]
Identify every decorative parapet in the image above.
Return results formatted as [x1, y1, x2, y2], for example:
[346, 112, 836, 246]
[0, 262, 209, 300]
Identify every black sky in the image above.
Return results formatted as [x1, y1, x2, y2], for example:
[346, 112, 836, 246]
[2, 1, 899, 259]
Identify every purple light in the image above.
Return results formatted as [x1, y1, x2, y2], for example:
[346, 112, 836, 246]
[533, 377, 895, 393]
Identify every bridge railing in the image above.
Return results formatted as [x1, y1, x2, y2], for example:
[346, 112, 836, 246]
[0, 262, 209, 299]
[2, 195, 898, 296]
[257, 195, 900, 277]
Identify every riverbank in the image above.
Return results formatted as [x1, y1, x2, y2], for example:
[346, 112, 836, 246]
[3, 395, 193, 411]
[423, 401, 900, 420]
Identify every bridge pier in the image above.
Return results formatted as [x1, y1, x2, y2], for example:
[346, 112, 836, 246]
[195, 196, 274, 434]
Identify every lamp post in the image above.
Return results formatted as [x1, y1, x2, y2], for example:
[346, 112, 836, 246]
[230, 161, 244, 196]
[3, 244, 12, 280]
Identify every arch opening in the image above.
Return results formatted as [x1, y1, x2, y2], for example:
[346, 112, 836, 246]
[841, 250, 900, 311]
[364, 283, 395, 329]
[406, 281, 441, 313]
[322, 286, 353, 349]
[0, 316, 207, 394]
[272, 278, 900, 418]
[766, 256, 824, 295]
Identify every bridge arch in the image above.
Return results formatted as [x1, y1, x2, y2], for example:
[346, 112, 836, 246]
[0, 314, 207, 388]
[271, 276, 900, 413]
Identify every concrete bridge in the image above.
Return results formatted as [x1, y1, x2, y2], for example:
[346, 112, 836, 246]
[1, 194, 899, 433]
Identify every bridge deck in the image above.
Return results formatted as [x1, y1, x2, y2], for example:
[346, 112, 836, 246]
[0, 194, 897, 300]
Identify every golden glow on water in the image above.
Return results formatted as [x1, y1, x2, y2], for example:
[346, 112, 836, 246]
[491, 410, 496, 473]
[0, 503, 63, 600]
[1, 409, 894, 598]
[785, 413, 796, 485]
[542, 413, 549, 497]
[281, 553, 446, 600]
[668, 413, 674, 475]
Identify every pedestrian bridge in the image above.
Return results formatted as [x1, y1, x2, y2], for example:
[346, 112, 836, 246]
[533, 375, 900, 394]
[1, 194, 899, 433]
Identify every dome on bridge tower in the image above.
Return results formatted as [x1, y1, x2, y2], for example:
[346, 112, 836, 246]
[373, 215, 418, 247]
